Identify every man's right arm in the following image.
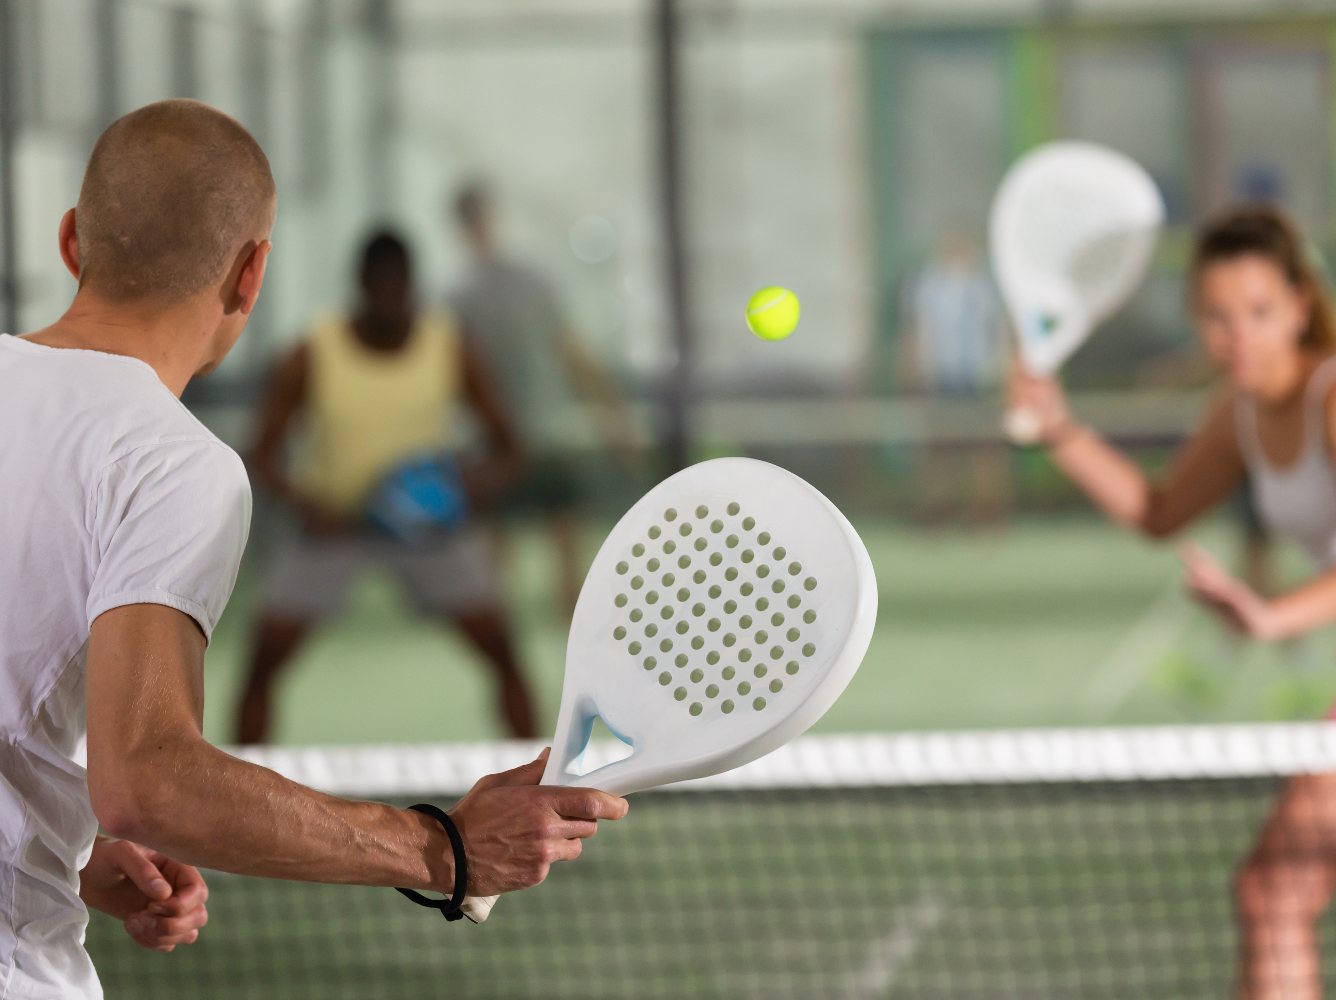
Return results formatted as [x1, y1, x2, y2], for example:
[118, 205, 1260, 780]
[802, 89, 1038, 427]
[249, 342, 309, 508]
[249, 342, 349, 534]
[85, 603, 626, 895]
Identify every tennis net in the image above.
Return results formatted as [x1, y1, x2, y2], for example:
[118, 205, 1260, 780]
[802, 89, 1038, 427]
[88, 724, 1336, 999]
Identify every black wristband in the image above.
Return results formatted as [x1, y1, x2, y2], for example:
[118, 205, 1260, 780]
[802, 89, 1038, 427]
[396, 803, 469, 922]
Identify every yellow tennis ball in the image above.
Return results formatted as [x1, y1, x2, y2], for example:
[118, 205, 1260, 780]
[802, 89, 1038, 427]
[745, 286, 800, 341]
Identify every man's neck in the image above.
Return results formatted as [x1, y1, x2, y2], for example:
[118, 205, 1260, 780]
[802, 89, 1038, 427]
[352, 309, 414, 352]
[1254, 349, 1317, 408]
[24, 292, 211, 397]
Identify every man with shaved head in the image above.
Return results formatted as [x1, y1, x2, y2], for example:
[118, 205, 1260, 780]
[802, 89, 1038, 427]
[76, 100, 278, 308]
[0, 100, 625, 999]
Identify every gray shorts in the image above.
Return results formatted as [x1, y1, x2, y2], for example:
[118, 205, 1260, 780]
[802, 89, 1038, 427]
[261, 529, 500, 620]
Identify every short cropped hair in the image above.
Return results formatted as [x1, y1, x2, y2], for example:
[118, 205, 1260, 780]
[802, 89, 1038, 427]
[75, 99, 276, 302]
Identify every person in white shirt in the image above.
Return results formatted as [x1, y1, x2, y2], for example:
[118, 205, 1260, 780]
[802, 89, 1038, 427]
[0, 99, 625, 1000]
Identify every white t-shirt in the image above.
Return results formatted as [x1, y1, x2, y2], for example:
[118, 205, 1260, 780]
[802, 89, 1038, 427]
[0, 335, 251, 999]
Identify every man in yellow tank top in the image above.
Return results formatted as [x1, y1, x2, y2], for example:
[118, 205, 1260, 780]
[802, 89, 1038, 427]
[234, 232, 537, 742]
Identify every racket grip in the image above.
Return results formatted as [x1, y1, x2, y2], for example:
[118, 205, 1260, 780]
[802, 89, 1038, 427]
[461, 893, 501, 924]
[1004, 407, 1043, 447]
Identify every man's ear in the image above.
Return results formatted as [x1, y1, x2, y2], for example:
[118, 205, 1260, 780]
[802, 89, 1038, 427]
[58, 208, 81, 280]
[227, 239, 272, 316]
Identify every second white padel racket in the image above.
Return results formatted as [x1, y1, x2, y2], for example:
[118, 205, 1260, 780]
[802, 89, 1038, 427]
[461, 457, 878, 922]
[990, 141, 1164, 443]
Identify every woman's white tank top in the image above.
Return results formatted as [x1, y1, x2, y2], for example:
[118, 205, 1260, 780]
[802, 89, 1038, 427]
[1236, 356, 1336, 569]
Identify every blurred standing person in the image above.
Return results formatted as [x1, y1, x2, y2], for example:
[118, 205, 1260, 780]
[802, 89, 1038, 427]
[235, 230, 538, 743]
[450, 183, 635, 616]
[900, 231, 1010, 524]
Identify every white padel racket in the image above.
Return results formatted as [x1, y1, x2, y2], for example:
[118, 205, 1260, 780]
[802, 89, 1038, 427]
[461, 457, 877, 923]
[990, 141, 1164, 444]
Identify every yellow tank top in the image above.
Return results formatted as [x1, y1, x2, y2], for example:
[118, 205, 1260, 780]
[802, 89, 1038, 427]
[300, 310, 460, 512]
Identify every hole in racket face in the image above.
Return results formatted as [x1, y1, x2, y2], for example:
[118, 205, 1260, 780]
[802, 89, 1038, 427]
[611, 501, 821, 717]
[563, 715, 634, 778]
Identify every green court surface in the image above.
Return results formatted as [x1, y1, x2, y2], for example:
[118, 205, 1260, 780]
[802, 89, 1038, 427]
[200, 516, 1336, 748]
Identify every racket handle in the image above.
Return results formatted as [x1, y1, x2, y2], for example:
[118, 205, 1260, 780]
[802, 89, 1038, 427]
[1004, 407, 1043, 447]
[461, 893, 500, 924]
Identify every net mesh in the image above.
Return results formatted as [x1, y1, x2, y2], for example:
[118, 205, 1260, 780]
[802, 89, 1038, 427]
[87, 725, 1336, 999]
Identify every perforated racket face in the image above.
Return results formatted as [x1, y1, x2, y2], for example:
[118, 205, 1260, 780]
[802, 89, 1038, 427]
[544, 458, 877, 797]
[990, 142, 1164, 375]
[612, 503, 818, 719]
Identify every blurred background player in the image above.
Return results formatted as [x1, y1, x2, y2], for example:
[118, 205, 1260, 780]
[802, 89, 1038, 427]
[234, 230, 537, 743]
[1011, 205, 1336, 1000]
[449, 182, 636, 616]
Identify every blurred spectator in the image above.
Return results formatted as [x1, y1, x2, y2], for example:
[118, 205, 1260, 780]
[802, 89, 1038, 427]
[234, 230, 537, 743]
[905, 231, 1005, 397]
[899, 232, 1011, 525]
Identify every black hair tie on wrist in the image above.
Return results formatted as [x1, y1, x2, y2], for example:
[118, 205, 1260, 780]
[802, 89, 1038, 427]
[396, 803, 468, 922]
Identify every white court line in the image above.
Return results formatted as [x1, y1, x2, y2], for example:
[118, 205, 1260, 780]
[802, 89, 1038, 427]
[1079, 580, 1192, 718]
[846, 890, 946, 999]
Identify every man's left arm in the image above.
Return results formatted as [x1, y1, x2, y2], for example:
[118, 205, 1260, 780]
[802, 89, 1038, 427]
[458, 332, 524, 502]
[80, 835, 209, 952]
[556, 329, 637, 469]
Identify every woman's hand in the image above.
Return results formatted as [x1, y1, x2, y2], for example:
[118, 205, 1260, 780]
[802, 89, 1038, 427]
[1007, 367, 1074, 445]
[80, 838, 209, 952]
[1180, 542, 1281, 640]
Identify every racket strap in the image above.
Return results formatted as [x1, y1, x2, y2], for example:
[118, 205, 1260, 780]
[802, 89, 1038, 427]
[395, 803, 469, 922]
